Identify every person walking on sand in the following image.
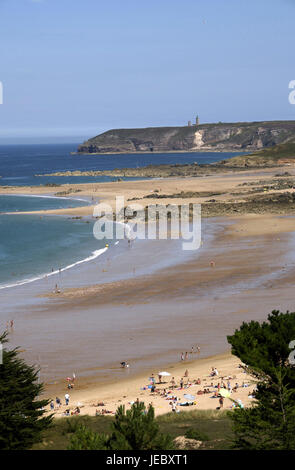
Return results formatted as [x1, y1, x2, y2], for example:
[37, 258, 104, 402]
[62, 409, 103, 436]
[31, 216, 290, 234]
[181, 352, 184, 361]
[54, 284, 61, 294]
[65, 393, 70, 406]
[170, 377, 176, 389]
[180, 378, 184, 389]
[172, 402, 177, 413]
[184, 369, 189, 378]
[219, 396, 224, 409]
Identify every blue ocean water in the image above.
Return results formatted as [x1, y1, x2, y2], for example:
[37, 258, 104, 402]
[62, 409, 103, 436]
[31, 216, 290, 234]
[0, 143, 244, 186]
[0, 212, 111, 289]
[0, 194, 89, 213]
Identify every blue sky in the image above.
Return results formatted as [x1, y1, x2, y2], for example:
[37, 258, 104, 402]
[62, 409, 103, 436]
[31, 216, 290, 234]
[0, 0, 294, 142]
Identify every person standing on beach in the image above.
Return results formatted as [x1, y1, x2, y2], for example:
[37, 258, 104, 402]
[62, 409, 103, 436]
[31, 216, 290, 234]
[219, 397, 224, 409]
[65, 393, 70, 406]
[170, 377, 176, 389]
[172, 402, 177, 413]
[181, 352, 184, 361]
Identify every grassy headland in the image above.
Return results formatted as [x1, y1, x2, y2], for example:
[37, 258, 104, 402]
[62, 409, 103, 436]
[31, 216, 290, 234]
[217, 142, 295, 167]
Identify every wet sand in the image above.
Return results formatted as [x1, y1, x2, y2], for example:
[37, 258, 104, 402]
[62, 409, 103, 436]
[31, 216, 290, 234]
[2, 212, 295, 417]
[38, 211, 295, 416]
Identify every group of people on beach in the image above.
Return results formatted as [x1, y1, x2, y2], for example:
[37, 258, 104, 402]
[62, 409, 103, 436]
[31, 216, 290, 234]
[180, 345, 200, 361]
[140, 365, 253, 413]
[47, 359, 254, 418]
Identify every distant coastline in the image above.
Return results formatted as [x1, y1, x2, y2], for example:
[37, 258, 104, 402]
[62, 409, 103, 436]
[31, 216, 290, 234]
[77, 120, 295, 155]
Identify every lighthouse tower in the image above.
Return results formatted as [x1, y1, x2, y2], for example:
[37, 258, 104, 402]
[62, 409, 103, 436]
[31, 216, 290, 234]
[195, 115, 199, 126]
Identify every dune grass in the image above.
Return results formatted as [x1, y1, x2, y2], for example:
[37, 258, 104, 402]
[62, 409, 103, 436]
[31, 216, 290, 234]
[32, 409, 233, 451]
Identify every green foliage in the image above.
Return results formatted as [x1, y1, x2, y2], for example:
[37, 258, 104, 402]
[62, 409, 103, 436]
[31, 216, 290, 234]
[227, 310, 295, 450]
[184, 428, 209, 441]
[68, 402, 174, 450]
[33, 409, 232, 450]
[63, 418, 82, 435]
[0, 332, 52, 450]
[249, 143, 295, 160]
[67, 425, 108, 450]
[107, 402, 174, 450]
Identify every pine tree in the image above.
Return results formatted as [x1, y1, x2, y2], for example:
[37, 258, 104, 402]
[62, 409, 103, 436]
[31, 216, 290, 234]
[68, 402, 173, 450]
[107, 402, 173, 450]
[227, 310, 295, 449]
[67, 425, 108, 450]
[0, 332, 52, 450]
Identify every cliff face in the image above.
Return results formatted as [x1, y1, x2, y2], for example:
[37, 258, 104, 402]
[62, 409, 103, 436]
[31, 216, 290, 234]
[78, 121, 295, 154]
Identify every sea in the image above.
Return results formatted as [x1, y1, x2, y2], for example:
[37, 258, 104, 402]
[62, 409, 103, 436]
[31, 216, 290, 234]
[0, 143, 243, 290]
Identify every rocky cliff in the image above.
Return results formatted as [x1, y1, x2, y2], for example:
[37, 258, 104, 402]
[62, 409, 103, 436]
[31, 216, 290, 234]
[78, 121, 295, 154]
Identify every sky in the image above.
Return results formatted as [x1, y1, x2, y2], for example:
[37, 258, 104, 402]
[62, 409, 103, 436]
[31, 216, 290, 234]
[0, 0, 294, 143]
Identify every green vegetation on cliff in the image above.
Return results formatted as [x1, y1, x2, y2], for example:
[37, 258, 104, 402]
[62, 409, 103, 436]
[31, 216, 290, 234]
[218, 142, 295, 167]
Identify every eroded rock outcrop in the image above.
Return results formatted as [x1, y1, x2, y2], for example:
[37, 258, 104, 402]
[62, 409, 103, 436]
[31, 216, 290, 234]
[78, 121, 295, 154]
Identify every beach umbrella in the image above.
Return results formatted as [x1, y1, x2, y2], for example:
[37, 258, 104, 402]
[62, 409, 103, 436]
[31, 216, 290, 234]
[219, 388, 231, 398]
[183, 394, 195, 400]
[158, 371, 171, 376]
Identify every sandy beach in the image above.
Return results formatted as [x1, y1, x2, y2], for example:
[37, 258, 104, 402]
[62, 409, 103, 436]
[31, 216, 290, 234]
[1, 165, 294, 217]
[2, 165, 295, 417]
[45, 351, 256, 418]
